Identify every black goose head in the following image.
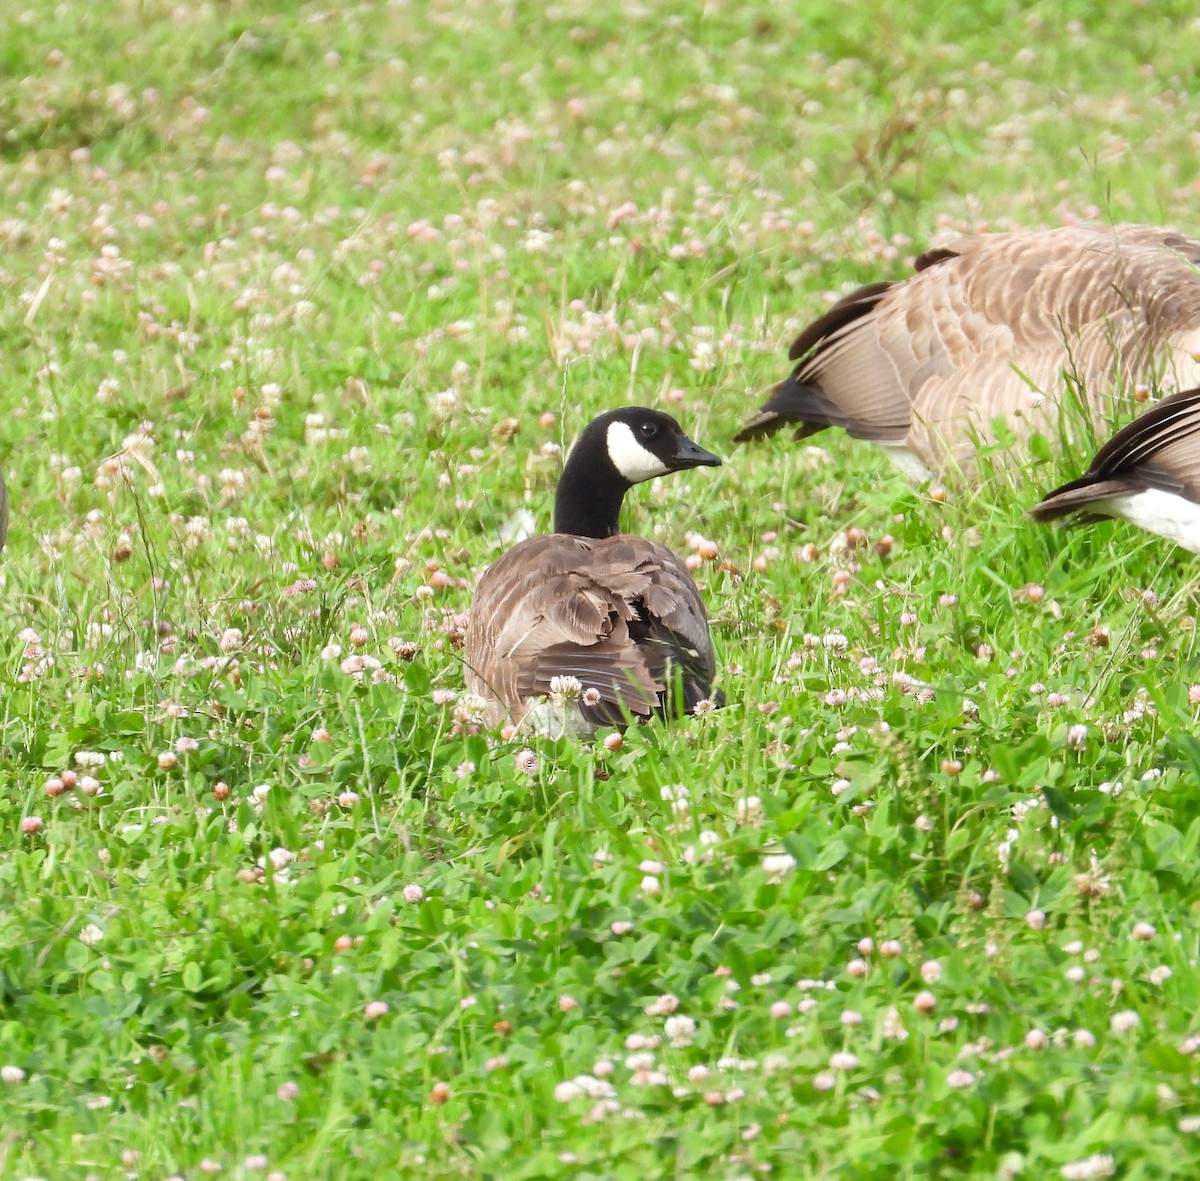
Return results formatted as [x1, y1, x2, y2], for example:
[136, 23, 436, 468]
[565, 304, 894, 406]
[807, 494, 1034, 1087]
[554, 407, 722, 538]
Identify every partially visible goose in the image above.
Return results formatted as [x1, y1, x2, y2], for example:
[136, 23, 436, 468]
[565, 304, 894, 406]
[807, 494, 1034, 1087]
[1030, 386, 1200, 552]
[734, 223, 1200, 479]
[464, 407, 722, 735]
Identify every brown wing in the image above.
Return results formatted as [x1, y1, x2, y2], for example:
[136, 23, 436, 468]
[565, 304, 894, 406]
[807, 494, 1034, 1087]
[464, 534, 717, 729]
[904, 225, 1200, 463]
[1031, 386, 1200, 519]
[732, 282, 908, 444]
[738, 223, 1200, 471]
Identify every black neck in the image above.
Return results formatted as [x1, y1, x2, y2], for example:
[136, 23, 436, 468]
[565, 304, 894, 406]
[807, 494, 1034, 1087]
[553, 445, 630, 538]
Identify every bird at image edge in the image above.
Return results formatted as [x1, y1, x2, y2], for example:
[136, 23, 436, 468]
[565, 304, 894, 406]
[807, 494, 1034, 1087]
[735, 223, 1200, 479]
[1031, 386, 1200, 553]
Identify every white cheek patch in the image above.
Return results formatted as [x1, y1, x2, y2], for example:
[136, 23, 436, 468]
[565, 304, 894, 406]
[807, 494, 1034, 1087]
[606, 421, 671, 483]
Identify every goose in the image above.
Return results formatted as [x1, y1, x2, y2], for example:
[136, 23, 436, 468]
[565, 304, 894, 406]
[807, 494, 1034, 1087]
[464, 407, 722, 736]
[1030, 386, 1200, 552]
[734, 223, 1200, 479]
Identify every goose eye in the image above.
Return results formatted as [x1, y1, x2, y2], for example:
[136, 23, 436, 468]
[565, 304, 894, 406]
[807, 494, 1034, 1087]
[639, 422, 659, 439]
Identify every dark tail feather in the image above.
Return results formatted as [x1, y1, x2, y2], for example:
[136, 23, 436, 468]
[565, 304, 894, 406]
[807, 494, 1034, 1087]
[633, 624, 721, 718]
[682, 679, 724, 713]
[733, 375, 850, 444]
[578, 696, 643, 729]
[1028, 476, 1135, 523]
[1031, 387, 1200, 521]
[659, 662, 723, 719]
[786, 280, 895, 361]
[913, 246, 961, 272]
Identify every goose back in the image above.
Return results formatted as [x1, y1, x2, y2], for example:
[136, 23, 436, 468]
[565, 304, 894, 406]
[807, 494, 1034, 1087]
[465, 532, 717, 732]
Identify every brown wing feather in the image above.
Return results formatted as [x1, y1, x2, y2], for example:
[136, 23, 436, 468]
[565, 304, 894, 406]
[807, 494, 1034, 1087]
[786, 281, 896, 362]
[739, 223, 1200, 472]
[464, 533, 717, 729]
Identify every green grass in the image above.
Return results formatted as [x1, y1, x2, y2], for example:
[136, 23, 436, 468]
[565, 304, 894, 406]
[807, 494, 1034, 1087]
[2, 0, 1200, 1177]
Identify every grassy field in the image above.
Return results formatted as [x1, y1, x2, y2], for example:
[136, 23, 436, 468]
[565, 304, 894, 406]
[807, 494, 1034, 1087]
[2, 0, 1200, 1177]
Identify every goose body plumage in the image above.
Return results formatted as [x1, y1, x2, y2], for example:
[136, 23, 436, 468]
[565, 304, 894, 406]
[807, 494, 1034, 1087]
[1031, 386, 1200, 552]
[736, 223, 1200, 476]
[463, 408, 722, 735]
[466, 533, 717, 733]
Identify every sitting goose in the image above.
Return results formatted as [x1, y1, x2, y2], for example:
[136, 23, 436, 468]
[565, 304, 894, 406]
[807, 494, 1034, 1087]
[1030, 386, 1200, 552]
[464, 407, 722, 736]
[735, 223, 1200, 479]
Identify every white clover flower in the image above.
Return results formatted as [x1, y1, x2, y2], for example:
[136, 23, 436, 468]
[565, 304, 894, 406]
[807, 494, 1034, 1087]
[664, 1015, 697, 1047]
[554, 1080, 583, 1103]
[624, 1034, 660, 1052]
[1060, 1154, 1115, 1180]
[762, 853, 796, 883]
[735, 796, 763, 826]
[340, 654, 382, 679]
[549, 675, 583, 702]
[574, 1074, 615, 1099]
[882, 1007, 908, 1041]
